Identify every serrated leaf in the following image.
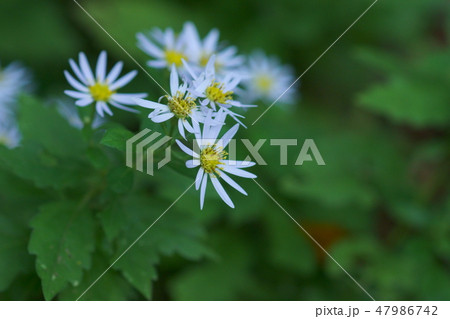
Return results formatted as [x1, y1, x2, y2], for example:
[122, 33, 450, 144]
[358, 77, 450, 127]
[98, 202, 128, 242]
[59, 254, 132, 301]
[28, 201, 95, 300]
[110, 195, 210, 299]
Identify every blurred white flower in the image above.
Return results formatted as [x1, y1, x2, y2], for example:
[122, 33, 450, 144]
[0, 117, 21, 149]
[176, 111, 256, 209]
[0, 61, 31, 111]
[182, 22, 244, 75]
[56, 99, 104, 130]
[137, 27, 189, 70]
[241, 51, 296, 104]
[64, 51, 146, 117]
[135, 65, 204, 139]
[187, 56, 255, 126]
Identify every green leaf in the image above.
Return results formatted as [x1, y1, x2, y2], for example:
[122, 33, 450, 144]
[100, 126, 134, 152]
[263, 209, 316, 275]
[28, 201, 96, 300]
[0, 205, 34, 291]
[107, 167, 134, 194]
[169, 232, 255, 300]
[114, 243, 159, 300]
[18, 95, 86, 158]
[98, 202, 128, 242]
[358, 77, 450, 127]
[59, 254, 132, 301]
[108, 195, 210, 299]
[0, 0, 80, 64]
[0, 142, 84, 189]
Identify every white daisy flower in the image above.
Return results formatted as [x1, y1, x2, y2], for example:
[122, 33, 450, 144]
[0, 61, 31, 109]
[241, 51, 297, 104]
[187, 55, 256, 126]
[64, 51, 146, 117]
[176, 111, 256, 209]
[137, 27, 188, 70]
[56, 99, 104, 130]
[182, 22, 245, 75]
[0, 118, 21, 149]
[135, 65, 205, 139]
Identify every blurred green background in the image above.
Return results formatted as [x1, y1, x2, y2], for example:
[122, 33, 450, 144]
[0, 0, 449, 300]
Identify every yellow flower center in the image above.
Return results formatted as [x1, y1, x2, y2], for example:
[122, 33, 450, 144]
[167, 92, 196, 119]
[165, 50, 186, 67]
[255, 75, 273, 93]
[199, 53, 211, 67]
[0, 135, 10, 146]
[205, 82, 233, 104]
[200, 145, 227, 175]
[200, 53, 222, 70]
[89, 83, 115, 102]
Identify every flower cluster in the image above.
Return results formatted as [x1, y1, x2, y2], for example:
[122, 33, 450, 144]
[64, 21, 297, 209]
[0, 61, 31, 148]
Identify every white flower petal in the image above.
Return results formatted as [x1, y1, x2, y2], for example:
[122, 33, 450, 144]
[151, 112, 174, 123]
[109, 101, 140, 114]
[96, 102, 104, 117]
[79, 52, 95, 85]
[69, 59, 88, 84]
[205, 55, 216, 78]
[137, 33, 164, 58]
[183, 119, 194, 133]
[176, 139, 199, 157]
[112, 93, 147, 105]
[170, 64, 179, 96]
[98, 101, 113, 116]
[221, 165, 256, 178]
[75, 97, 94, 107]
[178, 119, 186, 140]
[211, 176, 234, 208]
[106, 61, 123, 83]
[220, 171, 247, 195]
[64, 71, 88, 92]
[64, 90, 90, 99]
[96, 51, 107, 82]
[203, 29, 219, 53]
[221, 160, 256, 168]
[147, 60, 167, 68]
[109, 70, 137, 91]
[182, 59, 198, 80]
[195, 167, 204, 190]
[200, 174, 208, 210]
[220, 123, 239, 148]
[135, 98, 165, 110]
[186, 159, 199, 168]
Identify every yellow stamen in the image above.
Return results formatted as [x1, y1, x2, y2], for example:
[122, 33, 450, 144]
[165, 50, 186, 67]
[200, 145, 227, 175]
[89, 82, 115, 102]
[167, 92, 196, 119]
[205, 81, 233, 104]
[255, 75, 273, 93]
[200, 53, 222, 70]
